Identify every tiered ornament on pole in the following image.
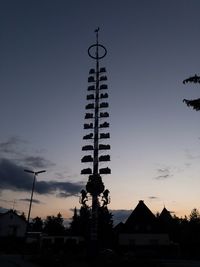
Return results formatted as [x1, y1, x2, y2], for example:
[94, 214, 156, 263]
[80, 28, 111, 248]
[183, 74, 200, 111]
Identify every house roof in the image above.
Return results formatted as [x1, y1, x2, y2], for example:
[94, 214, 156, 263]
[113, 222, 124, 233]
[124, 200, 157, 233]
[0, 209, 26, 222]
[125, 200, 156, 225]
[159, 207, 173, 223]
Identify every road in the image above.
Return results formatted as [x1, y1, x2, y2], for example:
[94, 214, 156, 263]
[160, 259, 200, 267]
[0, 254, 39, 267]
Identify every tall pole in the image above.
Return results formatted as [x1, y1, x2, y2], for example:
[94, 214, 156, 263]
[27, 172, 36, 229]
[81, 28, 111, 256]
[93, 29, 100, 175]
[24, 169, 46, 233]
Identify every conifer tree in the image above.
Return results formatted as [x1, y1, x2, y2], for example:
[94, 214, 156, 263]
[44, 213, 65, 235]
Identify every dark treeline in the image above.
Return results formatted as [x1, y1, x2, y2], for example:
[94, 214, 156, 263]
[27, 207, 200, 258]
[29, 206, 113, 248]
[2, 207, 200, 266]
[29, 212, 65, 235]
[29, 207, 200, 234]
[157, 208, 200, 259]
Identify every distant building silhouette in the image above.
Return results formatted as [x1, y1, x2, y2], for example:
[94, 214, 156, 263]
[115, 200, 179, 257]
[124, 200, 158, 234]
[0, 210, 26, 237]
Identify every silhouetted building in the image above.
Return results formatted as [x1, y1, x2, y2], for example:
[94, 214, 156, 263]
[118, 200, 170, 247]
[0, 210, 26, 237]
[115, 201, 180, 258]
[124, 200, 158, 233]
[159, 207, 173, 224]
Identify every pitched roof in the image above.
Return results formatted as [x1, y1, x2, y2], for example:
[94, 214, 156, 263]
[124, 200, 157, 233]
[0, 209, 26, 222]
[125, 200, 156, 225]
[113, 222, 124, 233]
[159, 207, 173, 223]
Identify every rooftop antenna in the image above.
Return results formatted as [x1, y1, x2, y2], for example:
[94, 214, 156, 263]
[12, 199, 16, 211]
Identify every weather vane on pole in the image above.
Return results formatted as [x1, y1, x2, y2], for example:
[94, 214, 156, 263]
[95, 27, 99, 42]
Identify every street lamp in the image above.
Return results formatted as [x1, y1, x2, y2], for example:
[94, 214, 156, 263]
[24, 169, 46, 232]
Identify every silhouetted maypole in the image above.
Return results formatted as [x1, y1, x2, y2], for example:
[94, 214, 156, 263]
[80, 28, 111, 252]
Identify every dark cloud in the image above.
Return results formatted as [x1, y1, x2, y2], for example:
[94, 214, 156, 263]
[35, 180, 84, 196]
[0, 136, 55, 169]
[19, 198, 43, 204]
[157, 168, 168, 173]
[0, 136, 25, 155]
[0, 158, 84, 197]
[0, 207, 9, 213]
[23, 156, 55, 168]
[56, 192, 77, 198]
[155, 174, 171, 180]
[0, 159, 32, 191]
[110, 209, 132, 225]
[154, 167, 173, 180]
[148, 196, 158, 200]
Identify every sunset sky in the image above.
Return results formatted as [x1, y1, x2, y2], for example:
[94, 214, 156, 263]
[1, 0, 200, 224]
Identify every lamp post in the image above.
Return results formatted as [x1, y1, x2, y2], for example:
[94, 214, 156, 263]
[24, 169, 46, 232]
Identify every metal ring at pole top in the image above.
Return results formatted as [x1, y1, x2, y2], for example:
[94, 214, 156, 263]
[88, 44, 107, 60]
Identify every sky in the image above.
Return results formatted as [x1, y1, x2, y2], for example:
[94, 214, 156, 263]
[1, 0, 200, 224]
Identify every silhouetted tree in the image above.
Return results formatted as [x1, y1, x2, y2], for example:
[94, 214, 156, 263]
[71, 205, 91, 238]
[183, 74, 200, 111]
[43, 213, 65, 235]
[20, 212, 26, 220]
[189, 208, 200, 223]
[70, 205, 113, 247]
[70, 207, 81, 235]
[185, 208, 200, 258]
[31, 216, 43, 232]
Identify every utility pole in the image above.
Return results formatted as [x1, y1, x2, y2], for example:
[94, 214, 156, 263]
[24, 169, 46, 233]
